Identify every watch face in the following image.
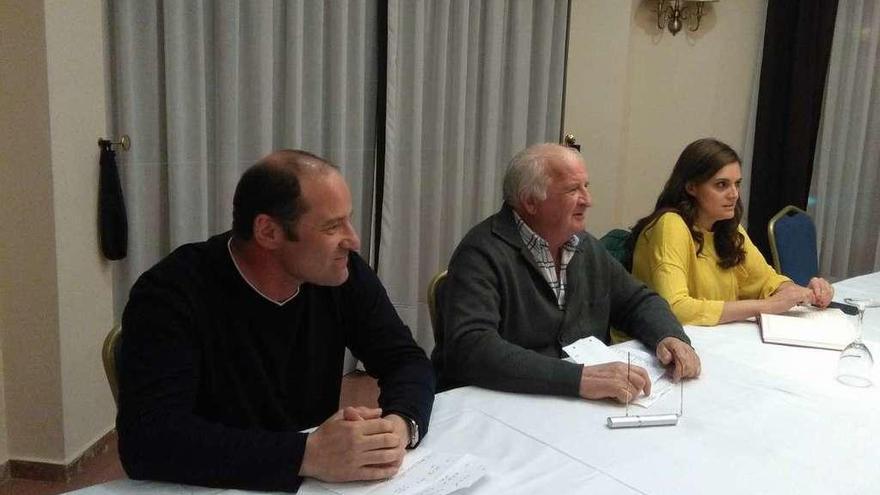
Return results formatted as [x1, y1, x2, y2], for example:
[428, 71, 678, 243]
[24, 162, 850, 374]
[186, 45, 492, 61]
[407, 417, 419, 447]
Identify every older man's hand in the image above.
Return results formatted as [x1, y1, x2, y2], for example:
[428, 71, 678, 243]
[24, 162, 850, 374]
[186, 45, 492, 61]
[656, 337, 701, 381]
[579, 362, 652, 403]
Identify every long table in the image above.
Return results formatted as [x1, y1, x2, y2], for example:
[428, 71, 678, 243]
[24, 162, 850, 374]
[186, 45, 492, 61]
[72, 272, 880, 494]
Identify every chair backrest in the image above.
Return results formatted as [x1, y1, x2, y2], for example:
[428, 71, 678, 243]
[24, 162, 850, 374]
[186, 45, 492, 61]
[427, 269, 449, 347]
[599, 228, 632, 269]
[102, 324, 122, 406]
[767, 205, 819, 286]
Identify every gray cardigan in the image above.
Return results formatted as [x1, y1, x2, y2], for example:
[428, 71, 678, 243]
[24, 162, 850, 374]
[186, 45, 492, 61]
[432, 204, 690, 397]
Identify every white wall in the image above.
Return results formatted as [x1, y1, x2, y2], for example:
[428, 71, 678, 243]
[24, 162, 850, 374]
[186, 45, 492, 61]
[565, 0, 768, 236]
[44, 0, 116, 458]
[0, 0, 64, 464]
[0, 0, 115, 465]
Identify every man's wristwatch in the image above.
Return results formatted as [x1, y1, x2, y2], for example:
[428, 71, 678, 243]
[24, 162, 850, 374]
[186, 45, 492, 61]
[385, 411, 419, 448]
[400, 414, 419, 448]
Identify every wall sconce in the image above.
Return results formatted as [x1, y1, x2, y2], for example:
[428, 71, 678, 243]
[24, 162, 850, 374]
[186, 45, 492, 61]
[656, 0, 716, 36]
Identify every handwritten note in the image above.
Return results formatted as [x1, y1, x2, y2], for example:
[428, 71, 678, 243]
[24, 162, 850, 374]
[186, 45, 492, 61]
[317, 449, 487, 495]
[563, 336, 673, 406]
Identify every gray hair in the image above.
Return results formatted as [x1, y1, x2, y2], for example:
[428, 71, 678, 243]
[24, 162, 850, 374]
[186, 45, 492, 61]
[502, 143, 579, 209]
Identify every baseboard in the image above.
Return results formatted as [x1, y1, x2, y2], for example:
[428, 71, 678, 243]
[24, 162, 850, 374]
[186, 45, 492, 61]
[8, 429, 116, 482]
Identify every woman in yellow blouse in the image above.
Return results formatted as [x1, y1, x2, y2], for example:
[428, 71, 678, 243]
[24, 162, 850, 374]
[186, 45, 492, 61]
[628, 138, 833, 326]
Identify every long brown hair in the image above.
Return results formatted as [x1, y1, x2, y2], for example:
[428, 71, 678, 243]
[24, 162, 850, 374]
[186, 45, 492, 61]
[626, 138, 746, 269]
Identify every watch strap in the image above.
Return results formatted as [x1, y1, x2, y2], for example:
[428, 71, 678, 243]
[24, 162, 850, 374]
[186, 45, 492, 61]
[385, 411, 419, 448]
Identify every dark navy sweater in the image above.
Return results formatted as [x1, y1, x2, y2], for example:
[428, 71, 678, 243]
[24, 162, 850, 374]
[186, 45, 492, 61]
[117, 232, 434, 492]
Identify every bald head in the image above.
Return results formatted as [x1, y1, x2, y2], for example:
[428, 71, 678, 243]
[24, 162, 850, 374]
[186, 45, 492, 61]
[232, 149, 340, 241]
[260, 149, 336, 175]
[503, 143, 585, 210]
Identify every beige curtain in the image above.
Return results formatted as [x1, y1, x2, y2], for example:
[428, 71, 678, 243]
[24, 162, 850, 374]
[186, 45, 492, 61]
[108, 0, 378, 314]
[379, 0, 569, 352]
[809, 0, 880, 278]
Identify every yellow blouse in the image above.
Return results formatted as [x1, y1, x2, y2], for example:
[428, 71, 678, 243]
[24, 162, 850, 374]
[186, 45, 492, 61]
[632, 212, 790, 326]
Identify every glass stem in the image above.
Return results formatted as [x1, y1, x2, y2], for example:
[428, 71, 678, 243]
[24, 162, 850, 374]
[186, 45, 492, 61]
[856, 308, 865, 343]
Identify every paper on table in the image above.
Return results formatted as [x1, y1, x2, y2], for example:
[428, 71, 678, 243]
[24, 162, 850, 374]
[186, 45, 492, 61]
[317, 449, 487, 495]
[563, 336, 673, 407]
[760, 306, 856, 351]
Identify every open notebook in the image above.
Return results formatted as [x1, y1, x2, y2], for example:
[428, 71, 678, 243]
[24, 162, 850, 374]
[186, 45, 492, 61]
[759, 305, 857, 351]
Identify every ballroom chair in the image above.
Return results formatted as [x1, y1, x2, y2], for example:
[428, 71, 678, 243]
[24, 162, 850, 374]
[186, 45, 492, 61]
[767, 205, 819, 286]
[102, 324, 122, 406]
[427, 269, 448, 347]
[599, 228, 632, 269]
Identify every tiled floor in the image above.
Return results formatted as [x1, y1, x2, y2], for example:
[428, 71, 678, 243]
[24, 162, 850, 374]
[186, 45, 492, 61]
[1, 372, 380, 495]
[0, 434, 125, 495]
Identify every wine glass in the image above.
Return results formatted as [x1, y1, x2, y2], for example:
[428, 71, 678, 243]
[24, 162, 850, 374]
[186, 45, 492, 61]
[836, 298, 876, 387]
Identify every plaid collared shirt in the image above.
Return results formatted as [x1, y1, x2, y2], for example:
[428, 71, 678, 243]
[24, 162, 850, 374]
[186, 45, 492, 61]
[513, 211, 580, 309]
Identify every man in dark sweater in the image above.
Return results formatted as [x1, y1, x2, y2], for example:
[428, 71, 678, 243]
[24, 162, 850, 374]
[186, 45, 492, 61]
[117, 150, 434, 492]
[433, 143, 700, 402]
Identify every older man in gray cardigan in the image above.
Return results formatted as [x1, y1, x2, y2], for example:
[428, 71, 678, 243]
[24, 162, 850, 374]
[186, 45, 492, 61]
[433, 143, 700, 402]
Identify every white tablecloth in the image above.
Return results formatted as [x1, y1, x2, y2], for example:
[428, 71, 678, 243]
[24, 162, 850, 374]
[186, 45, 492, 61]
[70, 272, 880, 495]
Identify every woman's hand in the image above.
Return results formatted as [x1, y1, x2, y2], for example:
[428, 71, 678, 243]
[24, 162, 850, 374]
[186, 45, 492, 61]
[764, 282, 813, 314]
[806, 277, 834, 307]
